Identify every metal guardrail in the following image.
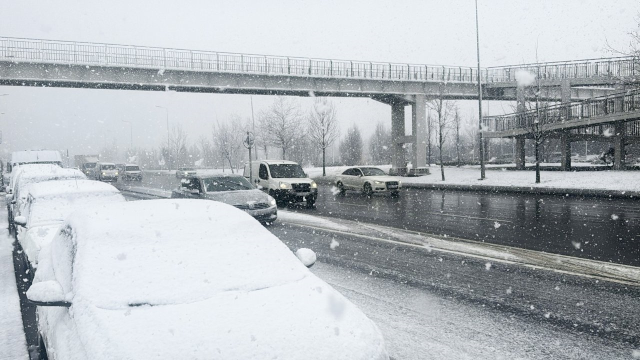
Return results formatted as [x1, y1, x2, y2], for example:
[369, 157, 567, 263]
[482, 89, 640, 133]
[0, 37, 637, 84]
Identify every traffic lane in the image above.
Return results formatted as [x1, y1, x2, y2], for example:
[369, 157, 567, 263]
[269, 222, 640, 346]
[285, 186, 640, 266]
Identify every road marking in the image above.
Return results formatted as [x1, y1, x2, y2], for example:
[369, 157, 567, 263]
[285, 222, 640, 287]
[424, 212, 513, 223]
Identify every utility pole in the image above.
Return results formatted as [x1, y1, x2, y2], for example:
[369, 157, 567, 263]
[243, 131, 255, 182]
[475, 0, 486, 180]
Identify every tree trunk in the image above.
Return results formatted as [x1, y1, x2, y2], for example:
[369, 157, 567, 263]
[322, 147, 326, 176]
[535, 140, 541, 184]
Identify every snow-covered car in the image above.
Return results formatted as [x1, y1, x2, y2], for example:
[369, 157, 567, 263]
[6, 164, 86, 233]
[121, 164, 143, 181]
[13, 179, 125, 274]
[27, 199, 388, 360]
[171, 174, 277, 224]
[335, 167, 402, 196]
[175, 167, 196, 178]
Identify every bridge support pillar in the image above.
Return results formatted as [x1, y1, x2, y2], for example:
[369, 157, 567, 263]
[515, 137, 526, 170]
[410, 94, 427, 174]
[560, 133, 572, 171]
[613, 122, 626, 170]
[390, 102, 407, 176]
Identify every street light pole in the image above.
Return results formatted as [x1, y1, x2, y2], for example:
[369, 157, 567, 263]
[475, 0, 486, 180]
[156, 106, 171, 170]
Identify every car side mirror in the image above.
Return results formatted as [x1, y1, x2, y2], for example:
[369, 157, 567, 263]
[27, 280, 71, 307]
[14, 216, 26, 227]
[295, 248, 317, 268]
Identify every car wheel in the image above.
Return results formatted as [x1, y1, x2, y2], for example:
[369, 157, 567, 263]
[336, 182, 346, 196]
[306, 196, 316, 208]
[363, 183, 373, 197]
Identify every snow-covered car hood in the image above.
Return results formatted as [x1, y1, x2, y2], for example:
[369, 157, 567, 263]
[71, 275, 387, 360]
[203, 189, 272, 205]
[23, 224, 61, 268]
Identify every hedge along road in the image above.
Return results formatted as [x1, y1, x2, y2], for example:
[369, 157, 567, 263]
[121, 172, 640, 267]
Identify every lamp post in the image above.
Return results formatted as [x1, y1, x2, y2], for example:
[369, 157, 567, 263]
[475, 0, 486, 180]
[122, 120, 132, 149]
[155, 106, 170, 170]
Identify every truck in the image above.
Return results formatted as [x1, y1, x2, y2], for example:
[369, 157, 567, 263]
[74, 155, 100, 179]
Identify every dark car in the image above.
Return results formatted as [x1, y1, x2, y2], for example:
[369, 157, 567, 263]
[170, 174, 277, 224]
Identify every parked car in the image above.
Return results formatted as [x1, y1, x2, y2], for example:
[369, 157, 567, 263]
[6, 164, 86, 234]
[171, 174, 277, 224]
[243, 160, 317, 207]
[121, 164, 143, 181]
[175, 167, 196, 178]
[14, 179, 125, 275]
[95, 162, 118, 182]
[335, 167, 402, 196]
[27, 199, 388, 360]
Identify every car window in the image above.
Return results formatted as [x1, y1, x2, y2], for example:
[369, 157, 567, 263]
[353, 168, 363, 176]
[342, 169, 354, 176]
[268, 164, 306, 178]
[125, 166, 140, 171]
[101, 164, 116, 170]
[361, 168, 386, 176]
[203, 177, 254, 192]
[259, 164, 269, 180]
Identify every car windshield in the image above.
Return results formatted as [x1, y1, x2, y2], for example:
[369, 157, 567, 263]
[29, 193, 124, 227]
[203, 176, 254, 192]
[180, 168, 194, 171]
[268, 164, 306, 178]
[83, 163, 96, 169]
[125, 166, 140, 171]
[102, 164, 116, 170]
[360, 167, 386, 176]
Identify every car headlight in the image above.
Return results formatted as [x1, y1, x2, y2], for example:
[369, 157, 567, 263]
[115, 172, 119, 175]
[102, 172, 106, 175]
[268, 196, 277, 206]
[310, 181, 317, 189]
[279, 182, 292, 189]
[374, 180, 384, 185]
[398, 180, 402, 186]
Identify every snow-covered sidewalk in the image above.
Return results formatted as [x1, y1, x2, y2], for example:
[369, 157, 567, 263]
[0, 220, 28, 359]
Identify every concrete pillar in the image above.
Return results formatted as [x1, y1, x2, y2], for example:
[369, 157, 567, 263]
[391, 102, 407, 176]
[560, 133, 572, 171]
[411, 94, 427, 173]
[560, 79, 572, 171]
[613, 122, 626, 170]
[515, 137, 526, 169]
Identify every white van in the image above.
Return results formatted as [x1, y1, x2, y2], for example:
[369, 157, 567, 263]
[95, 162, 119, 182]
[244, 160, 317, 207]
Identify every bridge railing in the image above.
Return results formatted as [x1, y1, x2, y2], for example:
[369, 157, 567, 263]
[482, 89, 640, 133]
[485, 57, 638, 83]
[0, 37, 482, 83]
[1, 37, 637, 85]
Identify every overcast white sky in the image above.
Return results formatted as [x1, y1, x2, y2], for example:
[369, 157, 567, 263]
[1, 0, 638, 158]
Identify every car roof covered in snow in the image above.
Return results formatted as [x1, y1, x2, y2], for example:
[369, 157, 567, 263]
[11, 150, 62, 165]
[12, 165, 86, 190]
[27, 179, 120, 199]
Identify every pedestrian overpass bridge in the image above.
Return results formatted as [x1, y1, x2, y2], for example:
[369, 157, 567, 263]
[0, 36, 637, 173]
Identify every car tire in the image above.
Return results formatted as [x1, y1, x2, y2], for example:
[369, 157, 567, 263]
[363, 183, 373, 197]
[306, 196, 316, 208]
[336, 182, 346, 196]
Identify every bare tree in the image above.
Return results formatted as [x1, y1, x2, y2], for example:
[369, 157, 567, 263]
[168, 124, 188, 170]
[368, 122, 391, 165]
[428, 93, 457, 181]
[198, 136, 217, 168]
[427, 113, 433, 166]
[308, 98, 340, 176]
[339, 124, 363, 166]
[259, 97, 303, 160]
[213, 116, 245, 173]
[453, 108, 462, 167]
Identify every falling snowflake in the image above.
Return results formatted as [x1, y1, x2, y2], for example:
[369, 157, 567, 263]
[494, 221, 501, 229]
[544, 312, 551, 319]
[611, 214, 619, 220]
[506, 287, 512, 295]
[485, 262, 492, 270]
[571, 241, 581, 250]
[330, 238, 339, 250]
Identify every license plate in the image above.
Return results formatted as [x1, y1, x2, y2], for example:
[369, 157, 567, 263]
[387, 185, 398, 189]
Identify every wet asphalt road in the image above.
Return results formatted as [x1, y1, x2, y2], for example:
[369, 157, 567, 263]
[123, 173, 640, 266]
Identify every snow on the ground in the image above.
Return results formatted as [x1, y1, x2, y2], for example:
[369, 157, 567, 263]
[305, 164, 640, 192]
[0, 213, 28, 359]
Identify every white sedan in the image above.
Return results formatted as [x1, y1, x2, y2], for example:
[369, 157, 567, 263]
[27, 199, 388, 360]
[336, 167, 402, 196]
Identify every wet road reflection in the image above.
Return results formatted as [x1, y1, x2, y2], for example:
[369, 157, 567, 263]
[288, 186, 640, 266]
